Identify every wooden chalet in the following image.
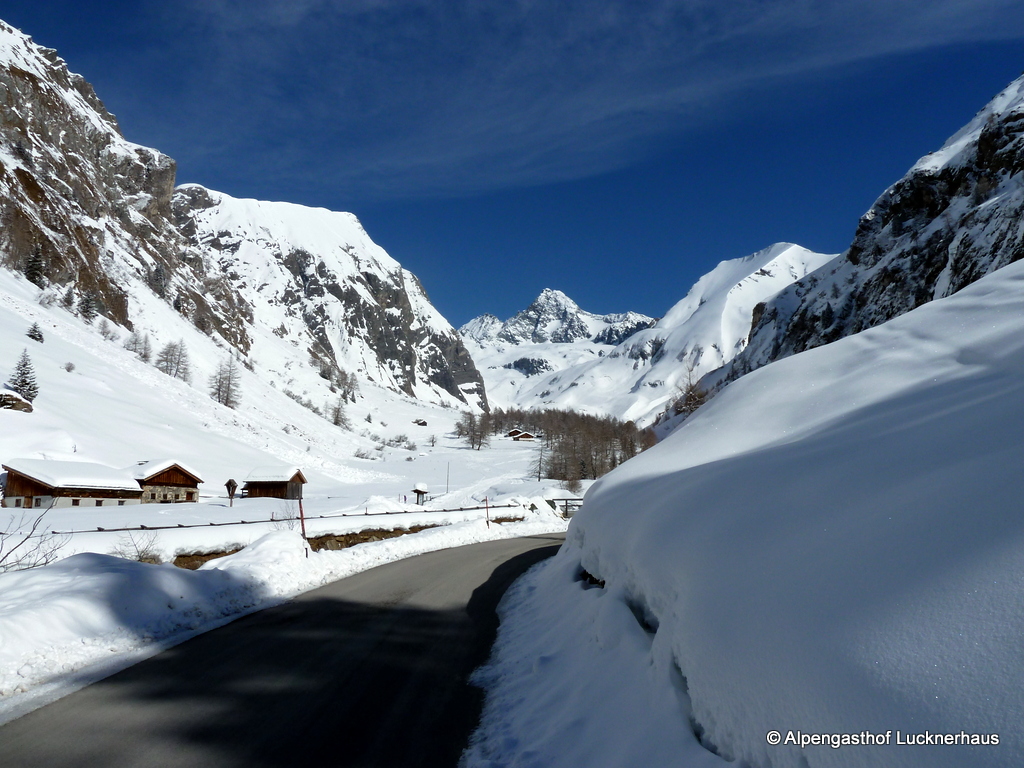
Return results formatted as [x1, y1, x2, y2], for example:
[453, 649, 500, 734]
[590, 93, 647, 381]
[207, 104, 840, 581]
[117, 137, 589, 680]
[506, 428, 524, 438]
[242, 466, 307, 500]
[129, 459, 203, 503]
[1, 459, 143, 509]
[512, 431, 536, 441]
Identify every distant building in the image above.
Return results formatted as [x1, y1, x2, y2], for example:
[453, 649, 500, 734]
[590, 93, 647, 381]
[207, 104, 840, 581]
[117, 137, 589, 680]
[1, 459, 143, 509]
[129, 459, 203, 504]
[506, 428, 523, 438]
[242, 466, 307, 500]
[412, 482, 428, 505]
[512, 431, 536, 441]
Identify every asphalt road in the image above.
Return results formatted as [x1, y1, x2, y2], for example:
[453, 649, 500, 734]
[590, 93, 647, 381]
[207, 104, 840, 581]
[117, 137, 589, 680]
[0, 533, 564, 768]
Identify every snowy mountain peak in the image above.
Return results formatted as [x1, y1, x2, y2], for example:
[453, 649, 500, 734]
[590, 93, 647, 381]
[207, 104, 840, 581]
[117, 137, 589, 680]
[463, 244, 830, 423]
[473, 288, 655, 346]
[458, 314, 503, 344]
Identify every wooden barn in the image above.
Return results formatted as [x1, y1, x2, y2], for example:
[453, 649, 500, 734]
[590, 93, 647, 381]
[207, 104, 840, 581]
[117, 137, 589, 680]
[512, 431, 536, 441]
[1, 459, 143, 509]
[242, 466, 307, 500]
[129, 459, 203, 504]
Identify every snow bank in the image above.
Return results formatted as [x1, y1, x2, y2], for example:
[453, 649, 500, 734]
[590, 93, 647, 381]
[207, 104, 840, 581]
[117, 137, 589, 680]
[472, 259, 1024, 767]
[0, 508, 567, 725]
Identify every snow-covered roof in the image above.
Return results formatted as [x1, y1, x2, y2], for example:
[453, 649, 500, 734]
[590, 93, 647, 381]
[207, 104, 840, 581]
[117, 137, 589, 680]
[243, 466, 306, 483]
[127, 459, 203, 484]
[413, 482, 428, 493]
[2, 459, 142, 492]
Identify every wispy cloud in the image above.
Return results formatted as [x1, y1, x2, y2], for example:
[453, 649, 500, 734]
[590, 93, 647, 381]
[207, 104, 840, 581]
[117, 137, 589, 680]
[135, 0, 1024, 200]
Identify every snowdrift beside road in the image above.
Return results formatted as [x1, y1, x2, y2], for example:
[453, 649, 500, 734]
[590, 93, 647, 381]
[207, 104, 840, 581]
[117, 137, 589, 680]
[473, 258, 1024, 768]
[0, 509, 568, 726]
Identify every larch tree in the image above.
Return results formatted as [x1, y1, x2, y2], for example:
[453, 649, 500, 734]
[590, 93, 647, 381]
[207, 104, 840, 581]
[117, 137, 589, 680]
[154, 339, 192, 383]
[209, 356, 242, 409]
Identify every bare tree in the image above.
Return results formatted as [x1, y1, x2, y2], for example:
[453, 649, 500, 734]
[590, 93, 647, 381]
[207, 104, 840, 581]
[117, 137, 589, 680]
[154, 339, 193, 383]
[671, 357, 707, 418]
[0, 505, 68, 572]
[109, 531, 161, 564]
[209, 356, 242, 408]
[456, 411, 491, 450]
[124, 331, 153, 362]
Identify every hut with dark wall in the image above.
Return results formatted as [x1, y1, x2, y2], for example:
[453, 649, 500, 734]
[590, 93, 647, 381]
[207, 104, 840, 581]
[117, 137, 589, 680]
[129, 459, 203, 503]
[1, 459, 143, 508]
[242, 466, 307, 500]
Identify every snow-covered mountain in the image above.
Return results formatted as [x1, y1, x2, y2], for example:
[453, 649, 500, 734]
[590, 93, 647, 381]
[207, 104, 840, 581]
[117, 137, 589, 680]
[171, 185, 485, 407]
[459, 289, 656, 413]
[468, 288, 655, 347]
[463, 245, 832, 424]
[716, 73, 1024, 386]
[0, 20, 485, 412]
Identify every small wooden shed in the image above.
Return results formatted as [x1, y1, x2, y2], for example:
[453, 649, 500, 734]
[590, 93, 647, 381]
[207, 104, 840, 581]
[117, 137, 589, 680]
[512, 431, 536, 441]
[1, 458, 143, 509]
[411, 482, 428, 505]
[242, 466, 307, 500]
[129, 459, 203, 504]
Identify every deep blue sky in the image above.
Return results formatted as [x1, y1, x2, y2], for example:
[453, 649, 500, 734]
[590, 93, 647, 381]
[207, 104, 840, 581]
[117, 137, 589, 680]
[4, 2, 1024, 326]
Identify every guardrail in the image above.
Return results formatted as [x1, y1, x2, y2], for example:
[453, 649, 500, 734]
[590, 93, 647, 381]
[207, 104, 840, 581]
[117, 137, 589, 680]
[556, 498, 584, 517]
[45, 502, 524, 536]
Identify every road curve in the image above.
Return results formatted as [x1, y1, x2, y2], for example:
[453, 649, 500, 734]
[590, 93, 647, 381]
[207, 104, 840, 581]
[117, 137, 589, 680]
[0, 533, 565, 768]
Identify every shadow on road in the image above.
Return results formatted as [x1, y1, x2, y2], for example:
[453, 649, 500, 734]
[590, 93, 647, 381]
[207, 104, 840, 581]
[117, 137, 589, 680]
[0, 538, 562, 768]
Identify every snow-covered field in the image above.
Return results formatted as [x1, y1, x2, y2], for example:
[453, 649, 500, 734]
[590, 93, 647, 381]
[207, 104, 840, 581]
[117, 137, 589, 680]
[466, 258, 1024, 767]
[0, 265, 575, 724]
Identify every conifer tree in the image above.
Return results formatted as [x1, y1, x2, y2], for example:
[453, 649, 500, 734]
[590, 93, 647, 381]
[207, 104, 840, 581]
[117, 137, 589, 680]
[78, 291, 98, 323]
[24, 247, 45, 287]
[7, 349, 39, 402]
[330, 395, 351, 429]
[26, 322, 44, 343]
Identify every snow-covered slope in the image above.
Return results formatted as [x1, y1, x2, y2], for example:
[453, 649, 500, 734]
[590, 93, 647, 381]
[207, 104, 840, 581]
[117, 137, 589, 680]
[172, 185, 485, 408]
[471, 253, 1024, 768]
[0, 19, 485, 411]
[719, 74, 1024, 385]
[465, 245, 831, 424]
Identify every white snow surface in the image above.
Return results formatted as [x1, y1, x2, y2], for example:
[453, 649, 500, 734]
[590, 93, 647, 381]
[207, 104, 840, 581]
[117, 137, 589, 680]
[2, 458, 140, 491]
[468, 258, 1024, 767]
[0, 261, 580, 723]
[466, 244, 832, 425]
[127, 458, 202, 482]
[0, 509, 567, 726]
[914, 73, 1024, 172]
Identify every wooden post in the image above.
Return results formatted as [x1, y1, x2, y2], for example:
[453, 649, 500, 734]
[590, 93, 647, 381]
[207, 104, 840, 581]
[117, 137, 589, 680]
[485, 496, 489, 529]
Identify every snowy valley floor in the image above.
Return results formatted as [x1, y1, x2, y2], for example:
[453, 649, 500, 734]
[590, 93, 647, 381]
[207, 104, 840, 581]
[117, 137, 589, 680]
[0, 510, 569, 726]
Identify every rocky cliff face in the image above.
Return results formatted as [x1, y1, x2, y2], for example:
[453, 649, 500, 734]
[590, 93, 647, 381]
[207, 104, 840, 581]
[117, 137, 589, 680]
[0, 21, 485, 409]
[722, 75, 1024, 382]
[0, 21, 249, 349]
[172, 185, 486, 408]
